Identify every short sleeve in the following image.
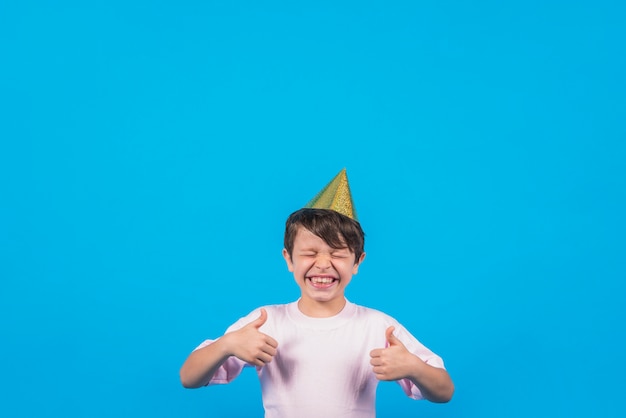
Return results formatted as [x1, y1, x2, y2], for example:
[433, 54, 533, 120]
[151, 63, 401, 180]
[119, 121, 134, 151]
[192, 308, 265, 385]
[391, 321, 446, 400]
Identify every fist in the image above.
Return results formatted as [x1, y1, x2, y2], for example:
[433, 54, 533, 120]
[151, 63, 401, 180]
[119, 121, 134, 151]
[369, 326, 415, 381]
[226, 308, 279, 367]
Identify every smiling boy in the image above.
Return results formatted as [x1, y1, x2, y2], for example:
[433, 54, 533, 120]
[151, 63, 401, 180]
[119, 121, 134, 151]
[180, 169, 454, 417]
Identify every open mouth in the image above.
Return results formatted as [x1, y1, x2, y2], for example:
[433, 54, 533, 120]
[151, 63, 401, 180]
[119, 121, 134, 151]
[307, 276, 338, 289]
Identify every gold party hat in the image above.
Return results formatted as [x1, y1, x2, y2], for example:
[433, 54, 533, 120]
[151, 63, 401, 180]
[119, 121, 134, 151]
[305, 168, 357, 220]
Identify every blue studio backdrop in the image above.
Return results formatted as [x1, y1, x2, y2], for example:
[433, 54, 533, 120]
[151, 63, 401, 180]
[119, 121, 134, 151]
[1, 1, 625, 417]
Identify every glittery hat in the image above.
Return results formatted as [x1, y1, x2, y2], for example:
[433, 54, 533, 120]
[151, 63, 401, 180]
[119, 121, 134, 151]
[304, 168, 358, 220]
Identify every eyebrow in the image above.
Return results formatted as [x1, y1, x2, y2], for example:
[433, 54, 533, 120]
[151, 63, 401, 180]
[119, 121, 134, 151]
[298, 247, 349, 253]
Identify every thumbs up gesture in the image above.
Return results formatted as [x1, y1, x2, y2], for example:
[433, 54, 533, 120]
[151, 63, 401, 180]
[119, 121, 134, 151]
[224, 308, 278, 367]
[369, 326, 417, 381]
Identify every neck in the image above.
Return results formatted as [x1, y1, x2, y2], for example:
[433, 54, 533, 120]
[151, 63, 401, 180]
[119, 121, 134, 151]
[297, 297, 347, 318]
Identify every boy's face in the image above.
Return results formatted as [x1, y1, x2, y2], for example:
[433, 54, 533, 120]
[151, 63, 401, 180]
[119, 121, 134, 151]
[282, 226, 365, 310]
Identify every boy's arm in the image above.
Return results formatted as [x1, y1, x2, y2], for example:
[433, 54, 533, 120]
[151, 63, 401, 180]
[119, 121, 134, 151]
[180, 335, 234, 388]
[180, 309, 278, 388]
[369, 326, 454, 403]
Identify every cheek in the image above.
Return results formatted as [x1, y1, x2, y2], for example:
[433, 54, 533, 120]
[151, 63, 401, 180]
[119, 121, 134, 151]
[290, 262, 306, 276]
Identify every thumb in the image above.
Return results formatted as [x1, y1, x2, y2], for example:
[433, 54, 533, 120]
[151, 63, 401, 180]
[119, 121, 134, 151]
[251, 308, 268, 328]
[385, 326, 400, 346]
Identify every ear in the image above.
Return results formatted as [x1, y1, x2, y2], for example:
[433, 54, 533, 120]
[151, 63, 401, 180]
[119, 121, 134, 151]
[282, 248, 294, 272]
[352, 252, 366, 275]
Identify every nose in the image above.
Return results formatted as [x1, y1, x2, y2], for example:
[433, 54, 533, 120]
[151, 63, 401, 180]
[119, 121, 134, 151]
[315, 254, 332, 269]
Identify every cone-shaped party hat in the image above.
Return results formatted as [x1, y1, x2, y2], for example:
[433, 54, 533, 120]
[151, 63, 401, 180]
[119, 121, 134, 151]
[304, 168, 357, 220]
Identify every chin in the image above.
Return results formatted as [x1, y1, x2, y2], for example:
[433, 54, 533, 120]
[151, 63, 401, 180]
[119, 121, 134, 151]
[309, 291, 344, 302]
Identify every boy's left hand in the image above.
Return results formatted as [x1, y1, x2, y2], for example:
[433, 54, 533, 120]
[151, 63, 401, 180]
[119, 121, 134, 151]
[369, 326, 420, 381]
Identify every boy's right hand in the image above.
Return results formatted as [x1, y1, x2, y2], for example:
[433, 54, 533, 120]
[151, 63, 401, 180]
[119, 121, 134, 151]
[223, 308, 278, 367]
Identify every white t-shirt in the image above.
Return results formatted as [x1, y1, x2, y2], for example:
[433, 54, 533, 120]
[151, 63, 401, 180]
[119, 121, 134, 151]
[195, 300, 445, 418]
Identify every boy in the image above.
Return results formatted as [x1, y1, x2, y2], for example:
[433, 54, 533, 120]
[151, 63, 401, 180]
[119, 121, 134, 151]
[180, 169, 454, 417]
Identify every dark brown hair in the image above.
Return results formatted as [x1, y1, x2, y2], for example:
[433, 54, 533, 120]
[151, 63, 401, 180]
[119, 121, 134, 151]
[284, 208, 365, 263]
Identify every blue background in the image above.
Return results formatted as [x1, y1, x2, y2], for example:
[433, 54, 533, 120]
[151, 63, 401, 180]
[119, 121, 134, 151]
[1, 1, 625, 417]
